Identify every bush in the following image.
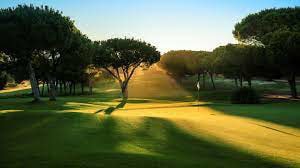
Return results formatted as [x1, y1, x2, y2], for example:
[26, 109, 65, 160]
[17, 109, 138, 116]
[231, 87, 260, 104]
[0, 72, 8, 90]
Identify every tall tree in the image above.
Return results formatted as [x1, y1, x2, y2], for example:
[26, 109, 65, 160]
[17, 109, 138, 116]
[201, 52, 216, 89]
[94, 38, 160, 100]
[0, 5, 76, 101]
[234, 7, 300, 98]
[267, 31, 300, 98]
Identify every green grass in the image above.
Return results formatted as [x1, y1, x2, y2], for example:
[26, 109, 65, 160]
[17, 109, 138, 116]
[208, 102, 300, 128]
[1, 73, 300, 167]
[0, 111, 289, 168]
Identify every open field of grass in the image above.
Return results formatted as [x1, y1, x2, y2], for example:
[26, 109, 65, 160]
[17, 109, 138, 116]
[1, 67, 300, 168]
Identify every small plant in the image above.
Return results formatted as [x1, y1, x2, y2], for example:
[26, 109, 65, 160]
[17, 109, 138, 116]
[231, 87, 260, 104]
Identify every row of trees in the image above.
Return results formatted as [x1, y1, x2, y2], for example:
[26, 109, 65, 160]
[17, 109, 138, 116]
[0, 5, 161, 102]
[1, 5, 298, 99]
[160, 7, 300, 98]
[0, 5, 85, 101]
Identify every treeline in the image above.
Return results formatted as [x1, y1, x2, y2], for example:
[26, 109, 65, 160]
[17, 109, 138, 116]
[159, 7, 300, 98]
[0, 5, 160, 102]
[159, 50, 216, 89]
[0, 5, 299, 100]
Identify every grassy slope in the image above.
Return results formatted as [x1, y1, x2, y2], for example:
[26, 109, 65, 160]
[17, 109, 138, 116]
[0, 67, 300, 168]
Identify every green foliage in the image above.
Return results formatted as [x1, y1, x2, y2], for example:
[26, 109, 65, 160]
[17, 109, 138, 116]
[233, 7, 300, 43]
[231, 87, 260, 104]
[213, 44, 266, 81]
[0, 4, 76, 57]
[0, 4, 79, 101]
[234, 7, 300, 97]
[159, 50, 211, 78]
[159, 50, 196, 78]
[94, 38, 160, 99]
[56, 32, 94, 83]
[95, 38, 160, 69]
[267, 31, 300, 75]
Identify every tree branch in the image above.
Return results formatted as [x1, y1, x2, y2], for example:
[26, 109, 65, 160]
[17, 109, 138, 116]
[115, 67, 121, 79]
[121, 66, 127, 79]
[104, 67, 119, 80]
[124, 63, 141, 88]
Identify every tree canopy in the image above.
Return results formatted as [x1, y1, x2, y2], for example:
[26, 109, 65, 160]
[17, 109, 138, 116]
[234, 7, 300, 98]
[0, 4, 77, 101]
[233, 7, 300, 44]
[94, 38, 160, 100]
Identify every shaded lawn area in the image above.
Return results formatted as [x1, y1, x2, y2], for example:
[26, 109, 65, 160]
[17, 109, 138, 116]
[0, 111, 287, 168]
[1, 79, 300, 167]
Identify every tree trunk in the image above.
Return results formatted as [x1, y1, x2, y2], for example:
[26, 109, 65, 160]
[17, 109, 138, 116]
[48, 76, 56, 101]
[59, 81, 63, 95]
[69, 82, 72, 95]
[89, 78, 93, 95]
[119, 81, 128, 101]
[81, 82, 84, 95]
[89, 85, 93, 95]
[47, 81, 50, 94]
[234, 77, 238, 88]
[288, 72, 298, 98]
[202, 73, 206, 89]
[247, 79, 252, 88]
[239, 75, 243, 87]
[209, 73, 216, 90]
[36, 78, 41, 95]
[41, 81, 45, 96]
[121, 86, 128, 100]
[27, 62, 41, 102]
[73, 82, 76, 95]
[63, 81, 67, 95]
[55, 80, 58, 91]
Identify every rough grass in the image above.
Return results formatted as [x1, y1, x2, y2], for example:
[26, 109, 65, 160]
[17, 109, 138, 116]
[0, 67, 300, 168]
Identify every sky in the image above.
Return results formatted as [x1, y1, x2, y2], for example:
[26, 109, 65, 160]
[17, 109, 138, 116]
[0, 0, 299, 53]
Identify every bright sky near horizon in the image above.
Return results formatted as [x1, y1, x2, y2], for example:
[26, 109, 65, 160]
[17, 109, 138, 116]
[0, 0, 299, 52]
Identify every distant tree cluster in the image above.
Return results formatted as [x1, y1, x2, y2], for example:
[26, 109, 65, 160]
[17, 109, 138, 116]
[158, 50, 215, 89]
[160, 7, 300, 98]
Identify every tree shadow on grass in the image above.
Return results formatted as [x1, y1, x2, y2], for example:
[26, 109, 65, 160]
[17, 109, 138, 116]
[95, 97, 199, 115]
[95, 99, 128, 115]
[131, 117, 290, 168]
[0, 112, 290, 168]
[0, 93, 119, 115]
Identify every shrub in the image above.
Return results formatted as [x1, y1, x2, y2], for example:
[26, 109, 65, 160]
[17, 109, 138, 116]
[231, 87, 260, 104]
